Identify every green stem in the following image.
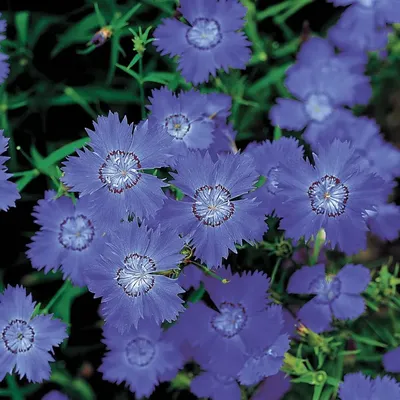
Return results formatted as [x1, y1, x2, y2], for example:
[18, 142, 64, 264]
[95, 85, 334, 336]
[309, 229, 325, 266]
[270, 257, 282, 286]
[42, 280, 70, 314]
[138, 57, 145, 120]
[192, 261, 229, 283]
[6, 375, 23, 400]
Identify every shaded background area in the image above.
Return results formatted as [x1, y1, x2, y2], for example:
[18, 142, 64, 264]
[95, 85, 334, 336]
[0, 0, 399, 399]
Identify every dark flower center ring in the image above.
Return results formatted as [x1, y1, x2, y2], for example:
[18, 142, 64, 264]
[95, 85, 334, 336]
[308, 175, 349, 218]
[125, 337, 156, 367]
[192, 184, 235, 227]
[186, 18, 222, 50]
[99, 150, 142, 194]
[116, 253, 156, 297]
[2, 319, 35, 354]
[58, 214, 95, 251]
[165, 114, 191, 139]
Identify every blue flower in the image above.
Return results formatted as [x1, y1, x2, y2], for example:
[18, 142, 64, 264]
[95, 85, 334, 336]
[269, 38, 367, 142]
[62, 112, 171, 231]
[339, 372, 400, 400]
[292, 37, 372, 106]
[27, 193, 105, 286]
[0, 286, 67, 382]
[0, 15, 9, 86]
[208, 122, 238, 161]
[383, 346, 400, 373]
[328, 0, 399, 52]
[365, 204, 400, 242]
[147, 87, 215, 159]
[288, 264, 371, 333]
[158, 151, 267, 267]
[178, 263, 203, 290]
[248, 137, 304, 215]
[85, 222, 185, 332]
[153, 0, 251, 85]
[99, 320, 184, 398]
[191, 367, 241, 400]
[42, 391, 69, 400]
[252, 372, 291, 400]
[174, 268, 272, 375]
[319, 116, 400, 182]
[238, 305, 290, 385]
[275, 139, 388, 254]
[0, 130, 19, 210]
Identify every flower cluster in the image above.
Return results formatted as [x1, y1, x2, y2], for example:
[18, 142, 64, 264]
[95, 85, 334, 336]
[1, 0, 399, 398]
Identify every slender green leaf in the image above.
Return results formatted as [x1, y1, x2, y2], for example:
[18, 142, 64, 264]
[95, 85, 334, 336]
[116, 63, 141, 82]
[351, 333, 388, 348]
[114, 4, 141, 30]
[63, 87, 98, 119]
[15, 12, 30, 46]
[93, 2, 107, 26]
[248, 63, 291, 96]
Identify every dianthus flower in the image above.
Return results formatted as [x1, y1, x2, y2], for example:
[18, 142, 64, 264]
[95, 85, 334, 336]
[383, 346, 400, 373]
[291, 37, 372, 106]
[27, 193, 104, 286]
[328, 0, 398, 53]
[365, 204, 400, 242]
[269, 54, 359, 143]
[0, 14, 9, 85]
[85, 222, 185, 332]
[147, 87, 215, 158]
[158, 151, 267, 267]
[251, 372, 291, 400]
[238, 305, 290, 385]
[178, 263, 203, 290]
[175, 268, 272, 375]
[320, 116, 400, 182]
[339, 372, 400, 400]
[275, 140, 387, 254]
[42, 391, 69, 400]
[99, 320, 183, 398]
[153, 0, 251, 85]
[248, 137, 304, 215]
[0, 130, 20, 210]
[288, 264, 371, 333]
[0, 286, 67, 382]
[62, 112, 171, 231]
[191, 362, 241, 400]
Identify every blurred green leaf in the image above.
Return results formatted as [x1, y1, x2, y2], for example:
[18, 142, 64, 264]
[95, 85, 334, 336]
[15, 12, 29, 46]
[248, 63, 291, 96]
[51, 281, 87, 325]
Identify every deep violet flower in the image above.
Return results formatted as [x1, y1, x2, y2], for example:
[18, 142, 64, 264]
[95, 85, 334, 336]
[0, 130, 20, 210]
[275, 139, 388, 255]
[27, 193, 104, 286]
[0, 286, 67, 382]
[158, 151, 267, 267]
[99, 320, 184, 398]
[62, 112, 171, 231]
[174, 268, 272, 375]
[0, 14, 9, 85]
[339, 372, 400, 400]
[288, 264, 371, 333]
[383, 346, 400, 373]
[153, 0, 251, 85]
[84, 221, 185, 332]
[178, 263, 203, 290]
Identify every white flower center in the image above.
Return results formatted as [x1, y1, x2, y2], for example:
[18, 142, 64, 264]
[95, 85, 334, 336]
[165, 114, 191, 139]
[98, 150, 142, 194]
[58, 214, 95, 251]
[186, 18, 222, 50]
[125, 337, 156, 367]
[211, 302, 247, 338]
[305, 94, 333, 122]
[116, 253, 156, 297]
[308, 175, 349, 218]
[192, 184, 235, 227]
[2, 319, 35, 354]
